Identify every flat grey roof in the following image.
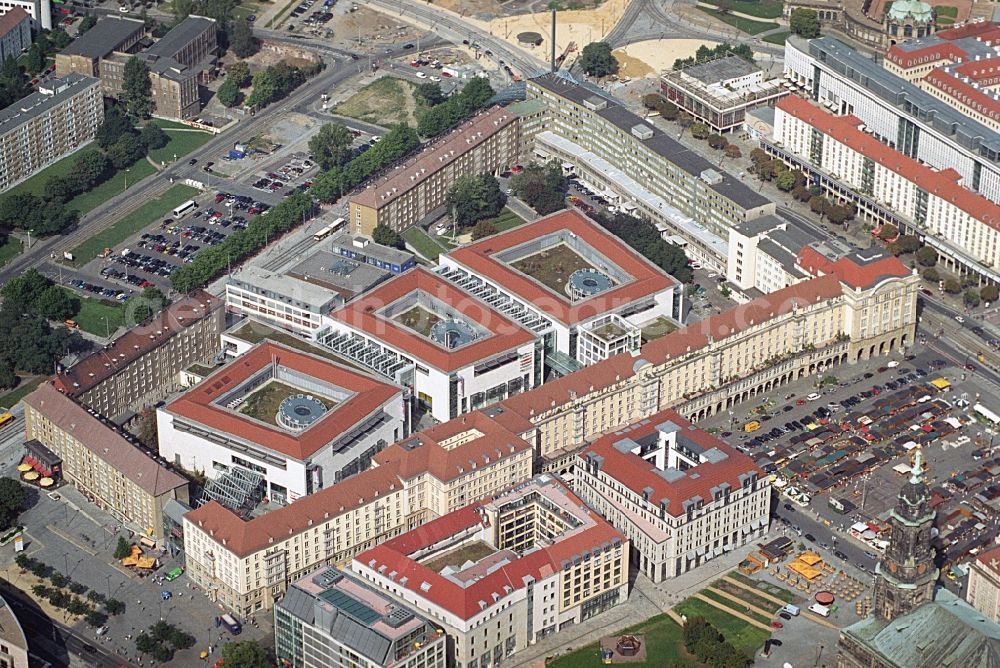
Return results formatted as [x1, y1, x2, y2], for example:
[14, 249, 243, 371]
[0, 74, 99, 131]
[288, 250, 392, 301]
[146, 15, 215, 59]
[330, 232, 414, 267]
[530, 73, 771, 209]
[228, 265, 342, 312]
[684, 55, 759, 85]
[59, 15, 143, 57]
[735, 213, 784, 237]
[799, 36, 1000, 158]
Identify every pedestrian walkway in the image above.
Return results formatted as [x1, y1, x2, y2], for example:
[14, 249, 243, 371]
[705, 584, 778, 618]
[691, 592, 774, 631]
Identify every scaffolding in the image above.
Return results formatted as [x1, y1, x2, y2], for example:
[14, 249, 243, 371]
[197, 467, 266, 518]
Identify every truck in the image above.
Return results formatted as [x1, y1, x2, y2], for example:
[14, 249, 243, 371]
[220, 614, 242, 635]
[808, 603, 830, 617]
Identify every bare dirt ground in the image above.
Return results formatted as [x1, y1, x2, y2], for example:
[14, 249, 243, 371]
[320, 6, 423, 52]
[613, 39, 722, 77]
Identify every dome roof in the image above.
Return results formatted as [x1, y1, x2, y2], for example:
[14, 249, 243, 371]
[887, 0, 933, 22]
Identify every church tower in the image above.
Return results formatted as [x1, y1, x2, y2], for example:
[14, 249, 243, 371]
[872, 447, 938, 620]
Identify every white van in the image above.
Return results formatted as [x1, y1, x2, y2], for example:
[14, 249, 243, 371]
[781, 604, 800, 616]
[808, 603, 830, 617]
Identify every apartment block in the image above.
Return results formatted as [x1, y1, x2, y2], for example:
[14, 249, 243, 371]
[348, 106, 519, 236]
[770, 94, 1000, 284]
[143, 15, 216, 72]
[353, 475, 629, 668]
[0, 8, 32, 65]
[100, 51, 200, 120]
[0, 74, 103, 192]
[274, 567, 447, 668]
[784, 36, 1000, 206]
[23, 383, 190, 544]
[967, 544, 1000, 624]
[660, 55, 788, 134]
[574, 409, 770, 581]
[0, 0, 49, 30]
[55, 15, 144, 78]
[523, 73, 774, 270]
[53, 291, 224, 421]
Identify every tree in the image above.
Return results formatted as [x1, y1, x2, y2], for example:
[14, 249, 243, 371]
[642, 93, 663, 110]
[84, 610, 107, 628]
[578, 42, 619, 77]
[48, 27, 71, 50]
[707, 134, 728, 150]
[0, 362, 15, 391]
[1, 268, 52, 313]
[372, 225, 403, 249]
[826, 204, 852, 225]
[877, 223, 898, 241]
[415, 82, 446, 106]
[105, 599, 125, 615]
[776, 171, 797, 191]
[308, 123, 354, 171]
[227, 61, 251, 87]
[74, 149, 112, 188]
[37, 285, 78, 321]
[0, 478, 26, 530]
[690, 123, 710, 140]
[114, 536, 131, 559]
[944, 278, 962, 294]
[135, 408, 159, 450]
[790, 8, 821, 38]
[446, 174, 505, 228]
[96, 106, 135, 149]
[916, 246, 938, 267]
[921, 267, 939, 282]
[964, 289, 981, 307]
[809, 195, 828, 215]
[471, 219, 498, 240]
[127, 286, 168, 324]
[725, 144, 742, 159]
[896, 234, 920, 254]
[221, 641, 271, 668]
[139, 123, 168, 152]
[24, 43, 45, 76]
[230, 17, 258, 58]
[981, 284, 999, 304]
[78, 15, 97, 34]
[511, 161, 567, 216]
[216, 77, 242, 108]
[121, 57, 153, 119]
[108, 133, 145, 169]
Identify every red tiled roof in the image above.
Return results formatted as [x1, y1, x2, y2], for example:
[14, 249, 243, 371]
[776, 96, 1000, 231]
[923, 67, 1000, 123]
[579, 408, 761, 516]
[501, 274, 843, 419]
[0, 8, 29, 38]
[165, 341, 401, 460]
[354, 479, 624, 620]
[446, 209, 677, 326]
[328, 267, 535, 372]
[184, 463, 405, 557]
[797, 246, 910, 289]
[373, 410, 532, 482]
[886, 23, 1000, 68]
[24, 382, 187, 497]
[53, 290, 222, 397]
[350, 107, 517, 209]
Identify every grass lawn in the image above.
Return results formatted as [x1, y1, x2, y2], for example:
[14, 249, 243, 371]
[66, 160, 158, 216]
[727, 571, 796, 602]
[69, 291, 127, 337]
[0, 236, 22, 267]
[2, 150, 82, 199]
[935, 5, 958, 16]
[640, 316, 677, 342]
[675, 597, 771, 656]
[700, 590, 771, 625]
[548, 614, 700, 668]
[512, 244, 594, 293]
[403, 227, 449, 261]
[148, 121, 214, 165]
[487, 208, 527, 233]
[422, 541, 496, 572]
[0, 376, 45, 410]
[69, 184, 199, 266]
[395, 305, 441, 336]
[763, 30, 791, 45]
[699, 0, 783, 18]
[240, 380, 331, 426]
[335, 76, 426, 126]
[712, 579, 782, 614]
[696, 7, 779, 34]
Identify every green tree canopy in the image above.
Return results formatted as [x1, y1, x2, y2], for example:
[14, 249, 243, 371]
[415, 82, 445, 106]
[578, 42, 619, 77]
[790, 8, 821, 38]
[776, 171, 797, 191]
[78, 15, 97, 33]
[916, 246, 938, 267]
[96, 106, 135, 149]
[372, 225, 403, 249]
[308, 123, 355, 171]
[230, 17, 258, 58]
[121, 56, 153, 119]
[511, 161, 567, 216]
[446, 174, 505, 228]
[981, 284, 999, 303]
[216, 77, 242, 108]
[227, 61, 251, 87]
[139, 123, 169, 152]
[221, 641, 271, 668]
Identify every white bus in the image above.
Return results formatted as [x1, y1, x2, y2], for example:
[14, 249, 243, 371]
[172, 200, 198, 218]
[313, 217, 346, 242]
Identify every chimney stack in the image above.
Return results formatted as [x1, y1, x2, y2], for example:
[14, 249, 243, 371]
[551, 9, 557, 72]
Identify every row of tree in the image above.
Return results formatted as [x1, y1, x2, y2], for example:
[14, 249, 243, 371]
[170, 192, 315, 292]
[416, 77, 494, 138]
[673, 42, 753, 70]
[246, 61, 320, 110]
[310, 123, 421, 203]
[510, 161, 568, 216]
[592, 212, 694, 283]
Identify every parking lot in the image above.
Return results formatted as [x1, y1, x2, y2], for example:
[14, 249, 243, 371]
[248, 152, 318, 197]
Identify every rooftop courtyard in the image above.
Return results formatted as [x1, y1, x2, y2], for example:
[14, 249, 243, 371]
[511, 243, 602, 295]
[239, 380, 336, 429]
[393, 305, 442, 337]
[421, 541, 498, 573]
